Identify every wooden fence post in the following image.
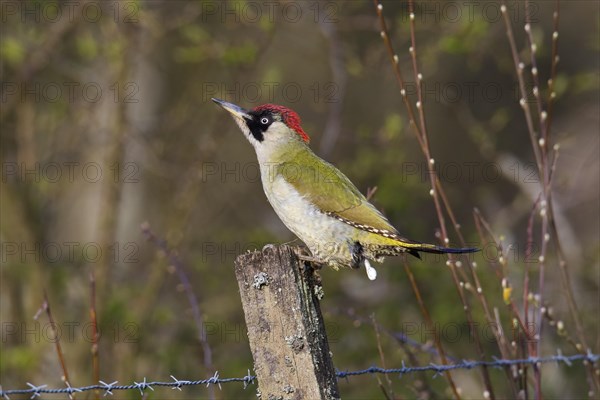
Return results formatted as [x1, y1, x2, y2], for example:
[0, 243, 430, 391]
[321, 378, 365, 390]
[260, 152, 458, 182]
[234, 244, 340, 400]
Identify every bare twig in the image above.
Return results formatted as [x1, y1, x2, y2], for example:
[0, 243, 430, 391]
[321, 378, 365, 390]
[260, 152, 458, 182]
[366, 186, 378, 201]
[525, 196, 541, 397]
[500, 3, 543, 175]
[140, 222, 215, 400]
[500, 1, 599, 393]
[89, 272, 100, 400]
[402, 258, 460, 398]
[336, 305, 457, 399]
[372, 3, 459, 397]
[472, 209, 529, 396]
[373, 1, 495, 397]
[372, 0, 426, 151]
[371, 314, 394, 399]
[544, 1, 560, 136]
[35, 292, 74, 399]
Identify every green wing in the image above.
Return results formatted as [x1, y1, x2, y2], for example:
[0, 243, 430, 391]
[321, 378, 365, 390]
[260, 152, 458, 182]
[275, 147, 481, 256]
[277, 148, 399, 234]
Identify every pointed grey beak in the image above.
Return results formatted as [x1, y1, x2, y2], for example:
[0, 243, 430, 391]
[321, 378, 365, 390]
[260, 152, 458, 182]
[211, 98, 251, 120]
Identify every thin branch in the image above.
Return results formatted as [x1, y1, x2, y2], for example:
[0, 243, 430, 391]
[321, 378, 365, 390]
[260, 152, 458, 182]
[403, 259, 461, 399]
[500, 3, 543, 175]
[140, 222, 215, 400]
[373, 1, 496, 397]
[366, 186, 378, 201]
[371, 314, 394, 400]
[89, 272, 100, 400]
[524, 0, 549, 147]
[372, 0, 426, 152]
[544, 1, 560, 136]
[501, 1, 598, 392]
[525, 194, 542, 398]
[35, 292, 74, 399]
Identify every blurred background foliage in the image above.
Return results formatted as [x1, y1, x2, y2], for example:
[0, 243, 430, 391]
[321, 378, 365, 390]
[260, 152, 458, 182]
[1, 0, 598, 398]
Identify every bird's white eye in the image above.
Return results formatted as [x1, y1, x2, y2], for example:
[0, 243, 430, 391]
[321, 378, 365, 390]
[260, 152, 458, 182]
[260, 117, 269, 125]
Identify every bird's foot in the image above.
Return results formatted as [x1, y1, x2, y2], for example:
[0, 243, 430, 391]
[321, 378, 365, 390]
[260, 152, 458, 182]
[293, 250, 324, 284]
[296, 254, 325, 270]
[293, 248, 325, 270]
[348, 241, 377, 280]
[349, 242, 364, 269]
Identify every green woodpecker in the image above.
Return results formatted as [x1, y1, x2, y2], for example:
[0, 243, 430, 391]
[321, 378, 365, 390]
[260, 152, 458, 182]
[212, 98, 477, 280]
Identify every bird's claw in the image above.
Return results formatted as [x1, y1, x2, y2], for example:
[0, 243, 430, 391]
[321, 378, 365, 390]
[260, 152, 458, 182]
[296, 254, 325, 270]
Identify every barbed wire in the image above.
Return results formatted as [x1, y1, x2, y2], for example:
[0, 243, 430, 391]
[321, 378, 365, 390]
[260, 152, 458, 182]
[336, 351, 599, 379]
[1, 352, 597, 398]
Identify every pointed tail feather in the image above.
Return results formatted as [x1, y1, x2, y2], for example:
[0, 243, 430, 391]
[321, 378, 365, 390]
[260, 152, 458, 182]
[416, 245, 479, 254]
[398, 242, 479, 259]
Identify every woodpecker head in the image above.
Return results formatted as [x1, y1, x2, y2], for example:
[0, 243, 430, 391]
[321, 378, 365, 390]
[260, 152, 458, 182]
[212, 98, 310, 155]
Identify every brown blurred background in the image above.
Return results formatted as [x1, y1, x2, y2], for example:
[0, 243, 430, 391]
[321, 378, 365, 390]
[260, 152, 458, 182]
[1, 1, 598, 398]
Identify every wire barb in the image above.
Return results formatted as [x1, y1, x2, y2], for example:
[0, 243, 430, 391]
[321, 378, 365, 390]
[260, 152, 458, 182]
[25, 383, 47, 400]
[133, 378, 154, 395]
[99, 380, 118, 397]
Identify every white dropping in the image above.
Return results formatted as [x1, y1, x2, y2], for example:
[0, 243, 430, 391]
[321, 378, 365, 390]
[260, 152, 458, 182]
[364, 259, 377, 281]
